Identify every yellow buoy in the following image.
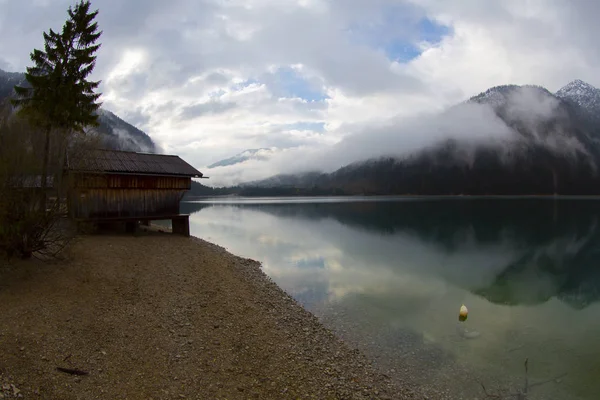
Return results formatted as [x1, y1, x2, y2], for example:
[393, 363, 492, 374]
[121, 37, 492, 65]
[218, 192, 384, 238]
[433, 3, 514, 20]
[459, 304, 468, 322]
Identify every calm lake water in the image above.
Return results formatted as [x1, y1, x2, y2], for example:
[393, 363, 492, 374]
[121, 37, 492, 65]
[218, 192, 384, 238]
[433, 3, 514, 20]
[181, 197, 600, 399]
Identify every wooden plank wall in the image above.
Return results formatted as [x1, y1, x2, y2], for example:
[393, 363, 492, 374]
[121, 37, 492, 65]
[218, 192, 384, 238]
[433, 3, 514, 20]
[69, 173, 191, 218]
[74, 174, 191, 190]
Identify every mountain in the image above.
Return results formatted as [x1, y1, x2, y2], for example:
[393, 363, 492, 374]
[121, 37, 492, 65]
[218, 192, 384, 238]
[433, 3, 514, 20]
[556, 79, 600, 115]
[0, 68, 157, 153]
[244, 171, 325, 188]
[245, 81, 600, 195]
[186, 181, 233, 197]
[95, 109, 156, 153]
[208, 148, 276, 168]
[0, 69, 26, 99]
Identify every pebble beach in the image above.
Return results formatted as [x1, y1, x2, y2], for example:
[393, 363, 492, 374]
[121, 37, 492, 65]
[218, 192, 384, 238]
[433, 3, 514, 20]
[0, 231, 417, 399]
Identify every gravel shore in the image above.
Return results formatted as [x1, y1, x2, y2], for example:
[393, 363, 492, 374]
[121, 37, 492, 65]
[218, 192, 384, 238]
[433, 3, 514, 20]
[0, 232, 417, 399]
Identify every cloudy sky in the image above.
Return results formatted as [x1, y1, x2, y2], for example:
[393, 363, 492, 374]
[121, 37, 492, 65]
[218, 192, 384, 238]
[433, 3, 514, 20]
[1, 0, 599, 185]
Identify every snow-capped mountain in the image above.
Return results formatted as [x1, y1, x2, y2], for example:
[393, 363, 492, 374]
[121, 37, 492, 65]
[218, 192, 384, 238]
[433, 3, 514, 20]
[245, 80, 600, 195]
[0, 67, 157, 153]
[556, 79, 600, 115]
[468, 84, 551, 108]
[468, 84, 598, 151]
[208, 148, 276, 168]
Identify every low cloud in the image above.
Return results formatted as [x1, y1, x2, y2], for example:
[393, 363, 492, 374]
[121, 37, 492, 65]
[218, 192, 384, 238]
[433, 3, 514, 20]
[504, 86, 561, 128]
[204, 102, 512, 185]
[205, 86, 583, 186]
[3, 0, 600, 182]
[314, 102, 513, 172]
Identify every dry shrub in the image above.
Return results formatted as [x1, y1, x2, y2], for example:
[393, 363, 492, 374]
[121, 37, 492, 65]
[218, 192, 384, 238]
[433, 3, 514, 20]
[0, 101, 81, 260]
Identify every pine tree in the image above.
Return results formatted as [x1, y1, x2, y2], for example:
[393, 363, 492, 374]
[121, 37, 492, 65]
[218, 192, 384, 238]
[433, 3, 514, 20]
[12, 0, 102, 192]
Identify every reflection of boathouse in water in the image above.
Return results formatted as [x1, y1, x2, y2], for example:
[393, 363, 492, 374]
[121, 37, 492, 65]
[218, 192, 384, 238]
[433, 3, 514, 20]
[65, 149, 204, 236]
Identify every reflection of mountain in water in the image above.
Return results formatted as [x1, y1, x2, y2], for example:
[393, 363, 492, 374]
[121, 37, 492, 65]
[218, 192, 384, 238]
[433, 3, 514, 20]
[474, 226, 600, 309]
[182, 199, 600, 309]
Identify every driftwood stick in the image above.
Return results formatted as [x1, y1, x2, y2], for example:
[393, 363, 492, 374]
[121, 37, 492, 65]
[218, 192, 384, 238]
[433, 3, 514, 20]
[523, 358, 529, 395]
[478, 358, 566, 400]
[56, 367, 89, 376]
[507, 344, 525, 353]
[529, 373, 568, 389]
[478, 381, 504, 399]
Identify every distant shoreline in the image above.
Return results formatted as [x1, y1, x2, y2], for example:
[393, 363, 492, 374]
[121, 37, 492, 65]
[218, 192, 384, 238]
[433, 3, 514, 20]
[184, 194, 600, 202]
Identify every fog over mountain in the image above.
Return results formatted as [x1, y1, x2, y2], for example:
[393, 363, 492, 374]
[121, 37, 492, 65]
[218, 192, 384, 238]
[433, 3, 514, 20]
[0, 68, 157, 153]
[205, 79, 600, 194]
[6, 49, 599, 193]
[4, 1, 600, 175]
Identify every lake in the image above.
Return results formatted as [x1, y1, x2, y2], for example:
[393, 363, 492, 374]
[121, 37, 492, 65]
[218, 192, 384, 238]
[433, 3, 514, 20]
[181, 197, 600, 399]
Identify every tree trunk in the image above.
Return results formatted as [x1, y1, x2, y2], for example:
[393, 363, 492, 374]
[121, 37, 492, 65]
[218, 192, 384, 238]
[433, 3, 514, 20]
[40, 126, 51, 210]
[55, 129, 71, 214]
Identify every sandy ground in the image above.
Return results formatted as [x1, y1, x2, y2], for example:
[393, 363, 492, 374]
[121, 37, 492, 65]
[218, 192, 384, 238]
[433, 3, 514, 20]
[0, 231, 417, 399]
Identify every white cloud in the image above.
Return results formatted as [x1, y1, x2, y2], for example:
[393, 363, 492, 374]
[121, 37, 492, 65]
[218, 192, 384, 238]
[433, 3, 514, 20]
[1, 0, 600, 185]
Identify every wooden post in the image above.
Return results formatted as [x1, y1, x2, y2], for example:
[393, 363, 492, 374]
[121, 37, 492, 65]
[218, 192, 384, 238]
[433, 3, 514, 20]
[172, 216, 190, 237]
[125, 221, 137, 234]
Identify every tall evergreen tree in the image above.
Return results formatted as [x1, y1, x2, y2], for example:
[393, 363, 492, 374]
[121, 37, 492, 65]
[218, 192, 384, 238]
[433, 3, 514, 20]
[12, 0, 102, 191]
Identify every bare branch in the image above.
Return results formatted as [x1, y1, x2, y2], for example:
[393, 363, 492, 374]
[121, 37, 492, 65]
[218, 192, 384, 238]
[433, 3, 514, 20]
[0, 106, 76, 261]
[477, 358, 566, 400]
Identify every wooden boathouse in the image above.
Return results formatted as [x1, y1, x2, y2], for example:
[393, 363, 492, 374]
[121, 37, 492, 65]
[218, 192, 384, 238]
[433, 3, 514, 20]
[66, 149, 204, 236]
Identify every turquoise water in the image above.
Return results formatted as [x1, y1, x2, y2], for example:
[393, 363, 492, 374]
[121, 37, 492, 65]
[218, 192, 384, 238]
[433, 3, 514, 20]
[182, 198, 600, 399]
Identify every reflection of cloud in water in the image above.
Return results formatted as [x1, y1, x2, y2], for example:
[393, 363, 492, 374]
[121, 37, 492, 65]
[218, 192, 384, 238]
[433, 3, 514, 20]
[187, 199, 600, 399]
[256, 234, 287, 245]
[187, 199, 600, 310]
[191, 205, 521, 304]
